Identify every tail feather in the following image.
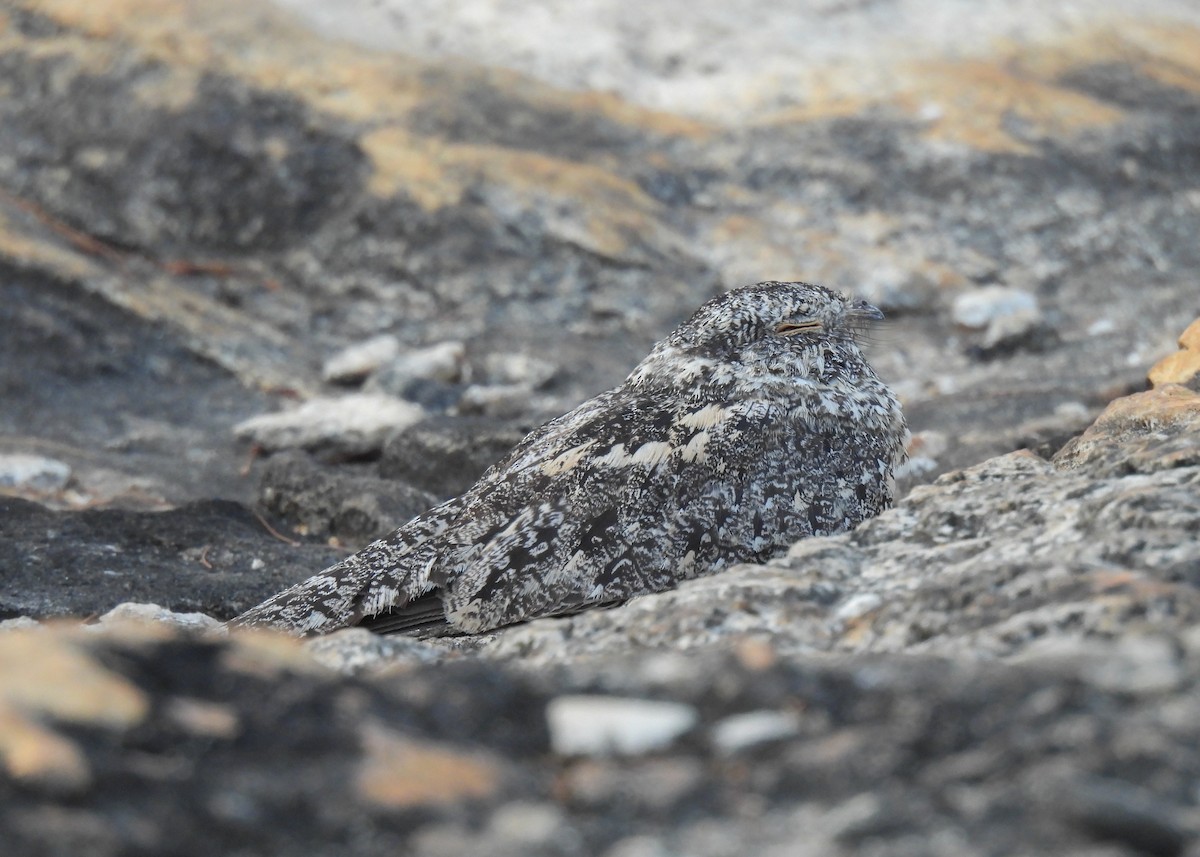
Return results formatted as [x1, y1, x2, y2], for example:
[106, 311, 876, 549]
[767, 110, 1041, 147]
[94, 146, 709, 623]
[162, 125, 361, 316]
[230, 499, 460, 636]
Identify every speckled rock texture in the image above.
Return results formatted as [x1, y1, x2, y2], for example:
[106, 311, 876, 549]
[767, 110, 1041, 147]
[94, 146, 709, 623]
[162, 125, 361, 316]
[3, 0, 1200, 853]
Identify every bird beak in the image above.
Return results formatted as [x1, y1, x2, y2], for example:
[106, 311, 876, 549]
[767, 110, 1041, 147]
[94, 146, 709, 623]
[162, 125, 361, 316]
[847, 300, 884, 322]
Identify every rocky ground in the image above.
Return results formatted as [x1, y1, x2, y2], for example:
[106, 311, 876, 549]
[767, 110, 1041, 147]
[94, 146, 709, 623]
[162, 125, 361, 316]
[1, 0, 1199, 854]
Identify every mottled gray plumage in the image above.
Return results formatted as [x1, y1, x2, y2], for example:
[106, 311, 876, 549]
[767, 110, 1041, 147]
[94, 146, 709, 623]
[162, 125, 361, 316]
[233, 282, 908, 636]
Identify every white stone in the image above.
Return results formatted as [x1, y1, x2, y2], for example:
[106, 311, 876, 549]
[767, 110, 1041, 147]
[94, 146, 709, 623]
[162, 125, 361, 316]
[486, 802, 569, 847]
[233, 394, 425, 454]
[321, 334, 400, 383]
[482, 352, 558, 388]
[951, 286, 1038, 329]
[0, 453, 72, 491]
[386, 341, 467, 384]
[710, 709, 801, 753]
[833, 593, 884, 623]
[1082, 636, 1183, 694]
[457, 383, 533, 417]
[91, 602, 224, 634]
[546, 695, 699, 756]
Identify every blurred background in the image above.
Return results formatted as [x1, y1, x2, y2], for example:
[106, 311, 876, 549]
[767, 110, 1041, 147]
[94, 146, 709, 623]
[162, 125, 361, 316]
[2, 0, 1198, 515]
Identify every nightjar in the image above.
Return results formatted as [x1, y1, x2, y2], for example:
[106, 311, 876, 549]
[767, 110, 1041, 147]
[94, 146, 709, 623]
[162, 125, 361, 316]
[234, 282, 908, 636]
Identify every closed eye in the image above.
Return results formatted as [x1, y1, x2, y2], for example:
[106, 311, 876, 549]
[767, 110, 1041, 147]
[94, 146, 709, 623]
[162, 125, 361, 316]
[774, 321, 823, 336]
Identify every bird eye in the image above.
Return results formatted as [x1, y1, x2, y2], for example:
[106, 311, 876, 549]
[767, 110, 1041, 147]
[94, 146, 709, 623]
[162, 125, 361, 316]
[774, 320, 822, 336]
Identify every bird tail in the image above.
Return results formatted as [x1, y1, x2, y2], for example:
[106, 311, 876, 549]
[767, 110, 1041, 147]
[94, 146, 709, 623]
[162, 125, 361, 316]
[229, 499, 458, 636]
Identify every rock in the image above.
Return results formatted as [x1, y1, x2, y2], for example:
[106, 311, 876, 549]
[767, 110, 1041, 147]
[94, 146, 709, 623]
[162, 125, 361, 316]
[0, 496, 341, 621]
[380, 416, 534, 497]
[257, 450, 437, 543]
[1053, 385, 1200, 476]
[5, 0, 1200, 852]
[456, 383, 535, 418]
[2, 625, 1198, 856]
[1079, 635, 1184, 695]
[320, 334, 401, 384]
[380, 342, 468, 385]
[974, 306, 1059, 359]
[0, 454, 71, 493]
[1149, 317, 1200, 391]
[952, 286, 1058, 359]
[480, 353, 559, 388]
[710, 709, 802, 753]
[233, 394, 426, 456]
[545, 696, 700, 756]
[304, 627, 446, 674]
[365, 374, 463, 411]
[1053, 776, 1191, 857]
[951, 287, 1039, 330]
[90, 602, 224, 634]
[362, 342, 470, 407]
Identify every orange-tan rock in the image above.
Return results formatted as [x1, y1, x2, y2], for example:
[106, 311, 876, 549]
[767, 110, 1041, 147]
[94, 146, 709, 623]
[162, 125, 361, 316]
[1149, 317, 1200, 389]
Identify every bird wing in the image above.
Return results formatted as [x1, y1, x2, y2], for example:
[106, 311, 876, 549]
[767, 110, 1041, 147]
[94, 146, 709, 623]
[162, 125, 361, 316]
[439, 395, 796, 632]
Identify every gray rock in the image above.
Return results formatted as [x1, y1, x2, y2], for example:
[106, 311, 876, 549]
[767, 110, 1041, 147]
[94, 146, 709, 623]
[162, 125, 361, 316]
[379, 416, 535, 497]
[952, 286, 1039, 330]
[0, 496, 341, 622]
[233, 394, 426, 456]
[480, 352, 559, 388]
[90, 602, 224, 634]
[373, 341, 468, 386]
[257, 450, 437, 543]
[304, 627, 446, 674]
[455, 383, 535, 418]
[321, 335, 401, 384]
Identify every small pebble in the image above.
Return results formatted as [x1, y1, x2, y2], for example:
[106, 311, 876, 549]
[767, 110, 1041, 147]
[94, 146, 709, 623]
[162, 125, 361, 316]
[951, 286, 1038, 329]
[457, 383, 534, 418]
[91, 602, 224, 634]
[481, 353, 558, 388]
[321, 335, 401, 384]
[0, 616, 40, 632]
[233, 394, 426, 455]
[710, 709, 801, 753]
[0, 453, 72, 492]
[546, 695, 699, 756]
[385, 341, 467, 384]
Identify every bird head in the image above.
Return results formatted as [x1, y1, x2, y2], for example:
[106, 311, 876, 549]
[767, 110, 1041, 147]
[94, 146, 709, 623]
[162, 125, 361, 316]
[669, 280, 879, 354]
[626, 281, 886, 396]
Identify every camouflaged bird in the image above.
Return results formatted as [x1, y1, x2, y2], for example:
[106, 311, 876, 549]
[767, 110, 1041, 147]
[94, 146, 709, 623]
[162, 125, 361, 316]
[233, 282, 908, 636]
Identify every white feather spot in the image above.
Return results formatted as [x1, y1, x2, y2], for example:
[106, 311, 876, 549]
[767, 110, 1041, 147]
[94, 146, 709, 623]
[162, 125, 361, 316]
[678, 404, 728, 430]
[679, 431, 710, 463]
[630, 441, 674, 467]
[596, 443, 632, 466]
[300, 611, 332, 632]
[540, 440, 597, 476]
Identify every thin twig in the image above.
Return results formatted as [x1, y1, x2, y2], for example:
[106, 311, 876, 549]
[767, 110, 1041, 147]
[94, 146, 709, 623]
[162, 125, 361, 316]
[239, 444, 263, 477]
[252, 509, 301, 547]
